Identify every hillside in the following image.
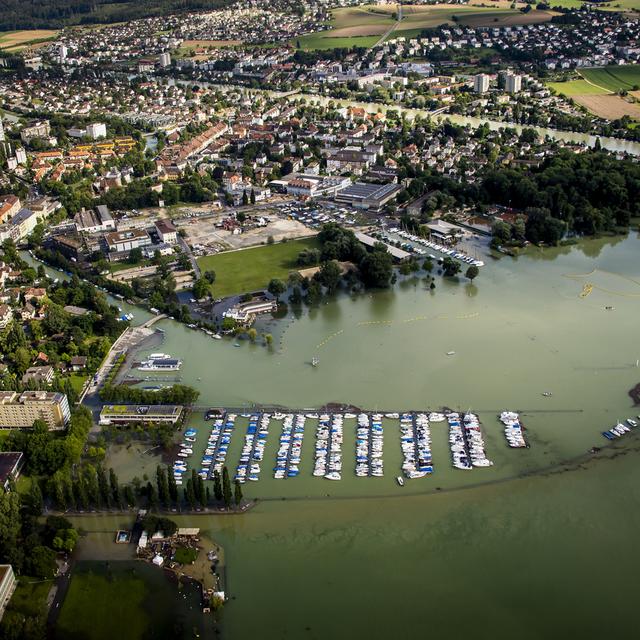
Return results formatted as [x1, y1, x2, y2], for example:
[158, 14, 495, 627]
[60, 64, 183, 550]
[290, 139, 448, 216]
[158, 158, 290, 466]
[0, 0, 234, 31]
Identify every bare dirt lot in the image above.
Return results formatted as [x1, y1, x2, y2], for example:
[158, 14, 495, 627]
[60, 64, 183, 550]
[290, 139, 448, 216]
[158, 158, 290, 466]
[573, 94, 640, 120]
[177, 211, 312, 251]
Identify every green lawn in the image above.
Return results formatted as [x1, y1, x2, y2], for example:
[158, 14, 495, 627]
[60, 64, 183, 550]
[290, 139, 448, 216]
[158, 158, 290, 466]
[579, 66, 640, 93]
[68, 373, 89, 395]
[174, 547, 197, 564]
[547, 79, 610, 96]
[197, 237, 319, 297]
[3, 575, 51, 618]
[56, 567, 148, 640]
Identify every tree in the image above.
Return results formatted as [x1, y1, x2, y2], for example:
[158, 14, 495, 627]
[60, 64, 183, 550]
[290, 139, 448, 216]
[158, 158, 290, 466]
[267, 278, 286, 301]
[213, 470, 223, 502]
[52, 527, 79, 552]
[360, 247, 393, 288]
[204, 270, 216, 285]
[156, 465, 169, 506]
[317, 260, 342, 292]
[442, 257, 462, 277]
[222, 467, 232, 507]
[96, 466, 111, 508]
[128, 247, 143, 264]
[234, 481, 243, 506]
[26, 546, 57, 579]
[465, 265, 479, 282]
[109, 468, 121, 508]
[167, 470, 178, 504]
[192, 278, 209, 300]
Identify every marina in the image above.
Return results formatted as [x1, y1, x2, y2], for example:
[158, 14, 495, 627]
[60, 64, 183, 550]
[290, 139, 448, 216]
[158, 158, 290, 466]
[499, 412, 528, 448]
[235, 413, 269, 484]
[169, 409, 548, 484]
[602, 416, 640, 440]
[274, 413, 306, 479]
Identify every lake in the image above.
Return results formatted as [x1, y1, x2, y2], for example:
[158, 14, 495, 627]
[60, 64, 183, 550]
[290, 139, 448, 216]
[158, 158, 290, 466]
[66, 232, 640, 638]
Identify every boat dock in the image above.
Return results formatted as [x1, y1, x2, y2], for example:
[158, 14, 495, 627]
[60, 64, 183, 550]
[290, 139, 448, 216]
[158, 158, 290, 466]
[171, 409, 539, 483]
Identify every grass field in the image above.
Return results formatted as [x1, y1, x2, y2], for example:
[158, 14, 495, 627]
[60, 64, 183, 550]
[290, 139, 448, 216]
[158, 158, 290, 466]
[56, 568, 148, 640]
[547, 79, 610, 96]
[295, 32, 382, 50]
[579, 66, 640, 93]
[197, 237, 319, 297]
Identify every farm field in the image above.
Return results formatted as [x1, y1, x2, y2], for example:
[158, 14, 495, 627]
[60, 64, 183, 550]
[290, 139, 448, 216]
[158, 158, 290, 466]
[295, 3, 556, 49]
[579, 66, 640, 92]
[547, 0, 640, 8]
[547, 68, 640, 121]
[0, 29, 58, 51]
[547, 79, 610, 96]
[573, 94, 640, 120]
[196, 237, 320, 297]
[294, 33, 382, 50]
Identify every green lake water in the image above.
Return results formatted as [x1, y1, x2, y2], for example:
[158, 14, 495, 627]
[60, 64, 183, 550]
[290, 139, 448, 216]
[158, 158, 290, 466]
[75, 233, 640, 638]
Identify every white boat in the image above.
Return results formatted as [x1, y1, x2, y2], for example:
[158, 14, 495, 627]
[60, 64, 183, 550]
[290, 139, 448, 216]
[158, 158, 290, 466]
[396, 476, 404, 487]
[446, 351, 456, 356]
[150, 353, 171, 360]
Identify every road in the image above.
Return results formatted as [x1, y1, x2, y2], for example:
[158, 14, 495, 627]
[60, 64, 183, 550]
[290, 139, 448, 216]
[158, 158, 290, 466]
[178, 233, 200, 279]
[81, 315, 166, 430]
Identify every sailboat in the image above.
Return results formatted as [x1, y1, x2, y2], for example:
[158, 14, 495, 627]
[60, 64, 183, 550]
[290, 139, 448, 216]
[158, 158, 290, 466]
[311, 357, 319, 367]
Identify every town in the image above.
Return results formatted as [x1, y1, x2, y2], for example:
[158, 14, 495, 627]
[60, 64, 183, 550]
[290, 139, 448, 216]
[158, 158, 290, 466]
[0, 0, 639, 639]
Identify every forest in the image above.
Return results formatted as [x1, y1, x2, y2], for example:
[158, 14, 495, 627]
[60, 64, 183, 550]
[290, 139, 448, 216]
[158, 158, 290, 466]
[0, 0, 233, 30]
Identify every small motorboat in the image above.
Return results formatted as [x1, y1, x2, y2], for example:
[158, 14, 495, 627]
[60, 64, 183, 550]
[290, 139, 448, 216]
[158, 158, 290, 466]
[396, 476, 405, 487]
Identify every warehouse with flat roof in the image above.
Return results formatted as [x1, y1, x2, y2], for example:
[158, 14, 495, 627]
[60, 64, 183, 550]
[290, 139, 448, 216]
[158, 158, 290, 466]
[335, 182, 402, 210]
[99, 404, 184, 425]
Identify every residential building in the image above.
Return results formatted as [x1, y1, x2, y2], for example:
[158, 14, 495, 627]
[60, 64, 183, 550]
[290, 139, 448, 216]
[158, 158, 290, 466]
[0, 452, 23, 491]
[14, 148, 27, 165]
[473, 74, 490, 93]
[159, 52, 171, 67]
[99, 404, 184, 425]
[86, 123, 107, 140]
[0, 565, 16, 621]
[0, 196, 20, 224]
[154, 219, 178, 244]
[20, 120, 50, 143]
[505, 74, 522, 94]
[0, 391, 71, 430]
[74, 205, 116, 233]
[21, 366, 55, 386]
[0, 118, 4, 143]
[105, 229, 152, 254]
[0, 305, 12, 329]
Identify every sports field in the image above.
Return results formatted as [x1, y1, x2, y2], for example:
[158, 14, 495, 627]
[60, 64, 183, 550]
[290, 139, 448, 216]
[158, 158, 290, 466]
[197, 237, 319, 297]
